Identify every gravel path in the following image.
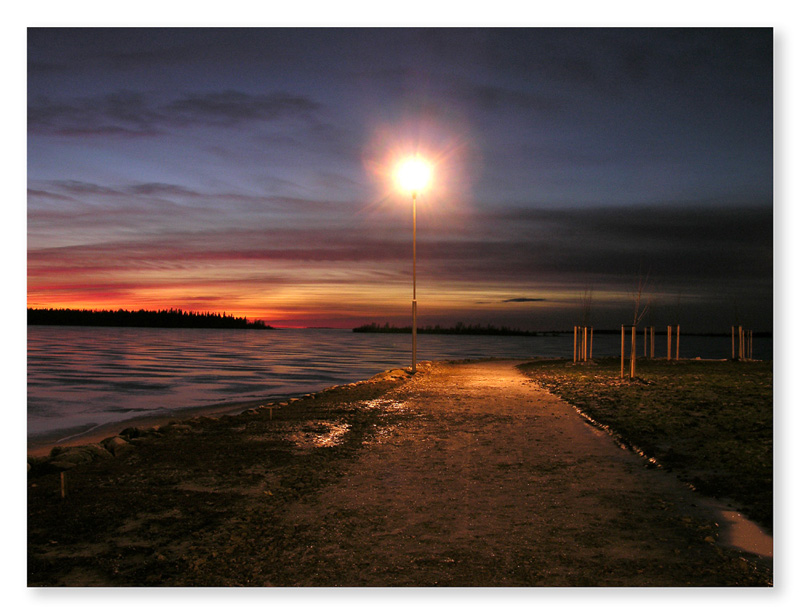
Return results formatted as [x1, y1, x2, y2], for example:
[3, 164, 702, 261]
[273, 360, 768, 586]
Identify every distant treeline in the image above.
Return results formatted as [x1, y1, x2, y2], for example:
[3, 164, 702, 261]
[353, 322, 556, 336]
[27, 308, 273, 330]
[353, 323, 771, 337]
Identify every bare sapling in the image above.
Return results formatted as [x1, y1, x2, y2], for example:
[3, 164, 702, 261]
[630, 270, 651, 378]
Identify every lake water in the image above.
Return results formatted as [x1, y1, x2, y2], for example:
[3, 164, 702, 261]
[27, 326, 772, 441]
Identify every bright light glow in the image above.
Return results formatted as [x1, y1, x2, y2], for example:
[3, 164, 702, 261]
[395, 157, 432, 193]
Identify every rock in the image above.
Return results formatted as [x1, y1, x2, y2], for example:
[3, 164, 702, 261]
[189, 416, 218, 425]
[159, 422, 193, 434]
[27, 455, 57, 476]
[84, 443, 113, 459]
[49, 460, 78, 471]
[50, 443, 112, 467]
[101, 436, 131, 456]
[372, 368, 410, 382]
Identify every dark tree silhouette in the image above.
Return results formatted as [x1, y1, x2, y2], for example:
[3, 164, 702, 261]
[27, 308, 273, 329]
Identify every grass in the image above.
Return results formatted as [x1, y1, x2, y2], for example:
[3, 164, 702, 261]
[517, 357, 773, 531]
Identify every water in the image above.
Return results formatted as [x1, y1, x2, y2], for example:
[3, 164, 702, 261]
[27, 326, 772, 441]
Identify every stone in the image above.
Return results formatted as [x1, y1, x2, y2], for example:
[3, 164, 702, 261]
[102, 436, 131, 456]
[119, 427, 145, 439]
[159, 422, 193, 434]
[49, 460, 78, 471]
[50, 443, 112, 467]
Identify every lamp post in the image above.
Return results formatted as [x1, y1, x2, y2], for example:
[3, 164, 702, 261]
[396, 156, 431, 373]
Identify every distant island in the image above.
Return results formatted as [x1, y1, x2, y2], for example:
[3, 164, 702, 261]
[353, 322, 556, 336]
[27, 308, 273, 330]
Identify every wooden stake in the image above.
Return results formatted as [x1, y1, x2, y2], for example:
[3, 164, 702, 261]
[573, 326, 578, 363]
[590, 327, 594, 360]
[739, 326, 744, 360]
[630, 325, 636, 379]
[676, 325, 680, 361]
[667, 326, 672, 361]
[60, 472, 67, 499]
[650, 326, 655, 359]
[621, 326, 625, 378]
[580, 326, 586, 362]
[583, 327, 588, 362]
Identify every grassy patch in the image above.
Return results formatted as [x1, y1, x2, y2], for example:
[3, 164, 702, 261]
[518, 358, 773, 531]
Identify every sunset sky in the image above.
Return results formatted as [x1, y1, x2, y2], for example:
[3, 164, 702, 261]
[27, 27, 773, 331]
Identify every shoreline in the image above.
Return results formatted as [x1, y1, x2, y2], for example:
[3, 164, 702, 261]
[27, 367, 414, 458]
[26, 356, 763, 457]
[27, 399, 273, 457]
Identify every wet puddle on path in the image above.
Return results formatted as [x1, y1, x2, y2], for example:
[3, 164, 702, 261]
[712, 503, 773, 558]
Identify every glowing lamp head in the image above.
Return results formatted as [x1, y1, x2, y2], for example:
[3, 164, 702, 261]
[396, 157, 432, 194]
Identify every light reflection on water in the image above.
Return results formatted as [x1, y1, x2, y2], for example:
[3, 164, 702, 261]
[27, 326, 771, 439]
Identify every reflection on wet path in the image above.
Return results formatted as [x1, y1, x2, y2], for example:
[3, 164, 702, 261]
[715, 506, 773, 558]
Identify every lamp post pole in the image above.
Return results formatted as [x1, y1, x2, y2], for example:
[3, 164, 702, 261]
[396, 155, 429, 374]
[412, 190, 417, 373]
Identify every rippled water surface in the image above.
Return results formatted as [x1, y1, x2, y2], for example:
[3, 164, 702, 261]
[28, 326, 771, 440]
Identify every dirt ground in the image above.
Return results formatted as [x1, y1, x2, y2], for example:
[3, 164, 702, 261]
[27, 360, 772, 586]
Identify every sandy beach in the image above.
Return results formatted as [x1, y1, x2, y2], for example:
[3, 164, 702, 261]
[27, 360, 772, 586]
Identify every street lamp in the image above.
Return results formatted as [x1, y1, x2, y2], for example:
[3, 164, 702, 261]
[396, 156, 431, 373]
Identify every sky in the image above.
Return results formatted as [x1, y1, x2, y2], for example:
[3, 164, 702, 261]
[27, 26, 774, 331]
